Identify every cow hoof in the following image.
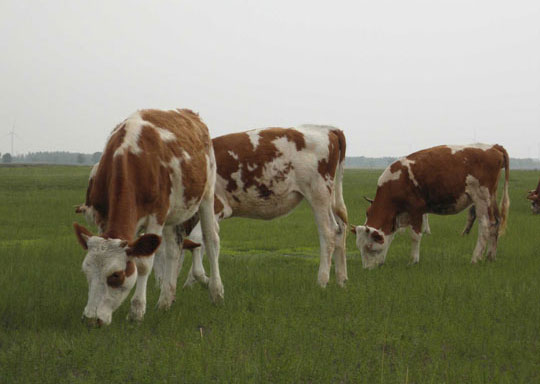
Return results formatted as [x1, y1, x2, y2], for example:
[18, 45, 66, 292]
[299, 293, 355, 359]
[317, 273, 330, 288]
[196, 274, 210, 286]
[128, 300, 146, 322]
[184, 273, 210, 288]
[336, 275, 348, 288]
[157, 298, 174, 311]
[183, 272, 198, 288]
[209, 282, 224, 304]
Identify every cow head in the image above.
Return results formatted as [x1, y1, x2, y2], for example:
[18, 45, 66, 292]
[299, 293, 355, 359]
[351, 225, 393, 269]
[527, 190, 540, 214]
[73, 223, 161, 326]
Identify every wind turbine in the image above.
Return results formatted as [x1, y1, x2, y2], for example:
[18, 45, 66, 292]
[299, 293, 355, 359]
[6, 122, 22, 155]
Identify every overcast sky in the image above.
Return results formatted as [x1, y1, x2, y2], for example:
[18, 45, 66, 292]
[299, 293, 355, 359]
[1, 0, 539, 158]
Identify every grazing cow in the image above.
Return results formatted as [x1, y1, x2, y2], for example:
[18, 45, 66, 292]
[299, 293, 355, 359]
[351, 144, 510, 268]
[526, 178, 540, 214]
[181, 125, 348, 288]
[74, 108, 223, 326]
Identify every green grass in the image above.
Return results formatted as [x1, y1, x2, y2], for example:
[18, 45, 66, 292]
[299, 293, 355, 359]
[0, 166, 539, 383]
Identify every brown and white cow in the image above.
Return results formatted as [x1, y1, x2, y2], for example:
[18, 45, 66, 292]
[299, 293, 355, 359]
[178, 125, 348, 288]
[526, 178, 540, 214]
[74, 108, 223, 325]
[351, 144, 510, 268]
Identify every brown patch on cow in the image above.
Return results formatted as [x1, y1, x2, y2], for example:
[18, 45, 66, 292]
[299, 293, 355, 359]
[371, 231, 384, 244]
[81, 109, 212, 242]
[125, 260, 136, 277]
[214, 196, 224, 216]
[106, 270, 125, 288]
[213, 128, 305, 199]
[182, 238, 201, 250]
[126, 234, 162, 257]
[317, 130, 344, 184]
[106, 260, 136, 288]
[181, 213, 200, 237]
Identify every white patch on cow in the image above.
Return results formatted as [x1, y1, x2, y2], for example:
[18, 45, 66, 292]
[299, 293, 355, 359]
[182, 150, 191, 162]
[113, 113, 145, 157]
[454, 192, 472, 213]
[246, 130, 261, 150]
[446, 143, 493, 155]
[378, 165, 401, 187]
[154, 127, 176, 142]
[228, 151, 239, 160]
[89, 163, 99, 179]
[400, 158, 419, 187]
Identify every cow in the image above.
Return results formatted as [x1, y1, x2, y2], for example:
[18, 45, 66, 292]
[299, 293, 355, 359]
[177, 125, 348, 288]
[73, 108, 224, 326]
[351, 144, 510, 269]
[526, 178, 540, 214]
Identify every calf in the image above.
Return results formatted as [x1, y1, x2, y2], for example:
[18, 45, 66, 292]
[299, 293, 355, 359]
[178, 125, 348, 288]
[74, 108, 223, 325]
[351, 144, 510, 268]
[527, 178, 540, 214]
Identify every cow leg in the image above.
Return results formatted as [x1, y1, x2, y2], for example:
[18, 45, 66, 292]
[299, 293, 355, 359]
[332, 213, 348, 287]
[156, 226, 182, 310]
[462, 205, 476, 235]
[486, 197, 500, 261]
[310, 202, 338, 288]
[422, 214, 431, 235]
[183, 223, 210, 288]
[471, 199, 490, 264]
[409, 216, 423, 264]
[128, 225, 163, 321]
[410, 229, 422, 264]
[198, 193, 224, 303]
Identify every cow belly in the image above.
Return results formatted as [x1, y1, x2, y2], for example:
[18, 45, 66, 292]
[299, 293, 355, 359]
[428, 193, 472, 215]
[231, 191, 304, 220]
[165, 196, 202, 226]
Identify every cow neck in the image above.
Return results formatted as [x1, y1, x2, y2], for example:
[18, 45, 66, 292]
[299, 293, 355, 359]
[366, 199, 396, 235]
[103, 156, 139, 241]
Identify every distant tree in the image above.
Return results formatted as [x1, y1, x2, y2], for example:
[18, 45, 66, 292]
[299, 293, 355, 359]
[91, 152, 102, 163]
[2, 153, 12, 163]
[77, 153, 85, 164]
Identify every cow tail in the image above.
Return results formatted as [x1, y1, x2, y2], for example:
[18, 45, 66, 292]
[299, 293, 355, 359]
[496, 144, 510, 235]
[331, 129, 348, 225]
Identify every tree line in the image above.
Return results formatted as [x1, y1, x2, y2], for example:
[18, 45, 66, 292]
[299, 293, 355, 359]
[1, 152, 539, 169]
[1, 151, 102, 165]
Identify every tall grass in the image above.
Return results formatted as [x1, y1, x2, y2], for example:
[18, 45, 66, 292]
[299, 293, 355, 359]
[0, 166, 539, 383]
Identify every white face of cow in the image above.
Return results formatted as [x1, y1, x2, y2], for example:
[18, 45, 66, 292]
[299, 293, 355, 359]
[351, 225, 393, 269]
[74, 223, 161, 326]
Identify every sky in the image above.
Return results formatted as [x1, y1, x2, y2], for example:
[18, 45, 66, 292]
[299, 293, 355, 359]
[1, 0, 539, 158]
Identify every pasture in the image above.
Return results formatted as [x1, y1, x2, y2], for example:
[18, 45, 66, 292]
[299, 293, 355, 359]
[0, 165, 539, 383]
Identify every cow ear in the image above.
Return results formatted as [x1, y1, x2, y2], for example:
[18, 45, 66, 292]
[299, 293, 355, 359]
[182, 238, 201, 250]
[126, 234, 162, 257]
[371, 231, 384, 243]
[73, 222, 93, 250]
[350, 225, 357, 234]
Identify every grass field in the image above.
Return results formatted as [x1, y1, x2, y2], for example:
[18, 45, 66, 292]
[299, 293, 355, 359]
[0, 165, 539, 383]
